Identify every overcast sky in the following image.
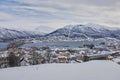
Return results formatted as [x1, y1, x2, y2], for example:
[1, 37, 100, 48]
[0, 0, 120, 29]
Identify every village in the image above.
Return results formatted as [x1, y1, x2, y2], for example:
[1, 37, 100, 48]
[0, 39, 120, 69]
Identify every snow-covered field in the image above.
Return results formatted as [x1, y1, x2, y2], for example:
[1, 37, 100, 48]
[0, 60, 120, 80]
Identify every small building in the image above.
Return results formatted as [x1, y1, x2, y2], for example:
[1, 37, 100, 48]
[57, 56, 68, 63]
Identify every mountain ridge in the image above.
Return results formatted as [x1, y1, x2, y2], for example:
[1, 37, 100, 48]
[0, 27, 44, 41]
[46, 23, 120, 39]
[0, 23, 120, 41]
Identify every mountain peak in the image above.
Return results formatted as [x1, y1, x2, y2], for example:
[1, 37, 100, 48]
[63, 23, 119, 31]
[0, 27, 44, 41]
[46, 23, 120, 39]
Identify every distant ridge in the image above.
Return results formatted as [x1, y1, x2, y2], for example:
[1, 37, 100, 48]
[0, 27, 44, 41]
[46, 23, 120, 39]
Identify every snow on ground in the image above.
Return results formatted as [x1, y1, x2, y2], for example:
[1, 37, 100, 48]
[113, 57, 120, 63]
[0, 60, 120, 80]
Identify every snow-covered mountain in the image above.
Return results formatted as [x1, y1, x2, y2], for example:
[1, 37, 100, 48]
[0, 27, 44, 41]
[3, 26, 56, 34]
[46, 23, 120, 39]
[1, 23, 120, 41]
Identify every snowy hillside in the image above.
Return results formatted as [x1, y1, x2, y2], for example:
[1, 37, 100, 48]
[0, 27, 44, 41]
[0, 60, 120, 80]
[1, 23, 120, 41]
[46, 23, 120, 39]
[1, 26, 56, 34]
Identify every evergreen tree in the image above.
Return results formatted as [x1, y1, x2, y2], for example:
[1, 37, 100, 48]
[8, 52, 18, 67]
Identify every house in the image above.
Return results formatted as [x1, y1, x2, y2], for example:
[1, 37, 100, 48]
[57, 56, 68, 63]
[59, 51, 71, 57]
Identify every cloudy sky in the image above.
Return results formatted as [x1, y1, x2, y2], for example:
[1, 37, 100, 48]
[0, 0, 120, 30]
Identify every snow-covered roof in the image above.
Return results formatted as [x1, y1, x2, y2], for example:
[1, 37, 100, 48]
[58, 56, 67, 58]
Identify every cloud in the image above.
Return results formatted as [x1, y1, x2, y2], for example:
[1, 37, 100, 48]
[0, 12, 13, 21]
[0, 0, 120, 29]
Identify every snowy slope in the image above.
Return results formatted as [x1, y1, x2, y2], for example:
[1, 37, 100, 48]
[0, 27, 44, 41]
[0, 60, 120, 80]
[46, 23, 120, 39]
